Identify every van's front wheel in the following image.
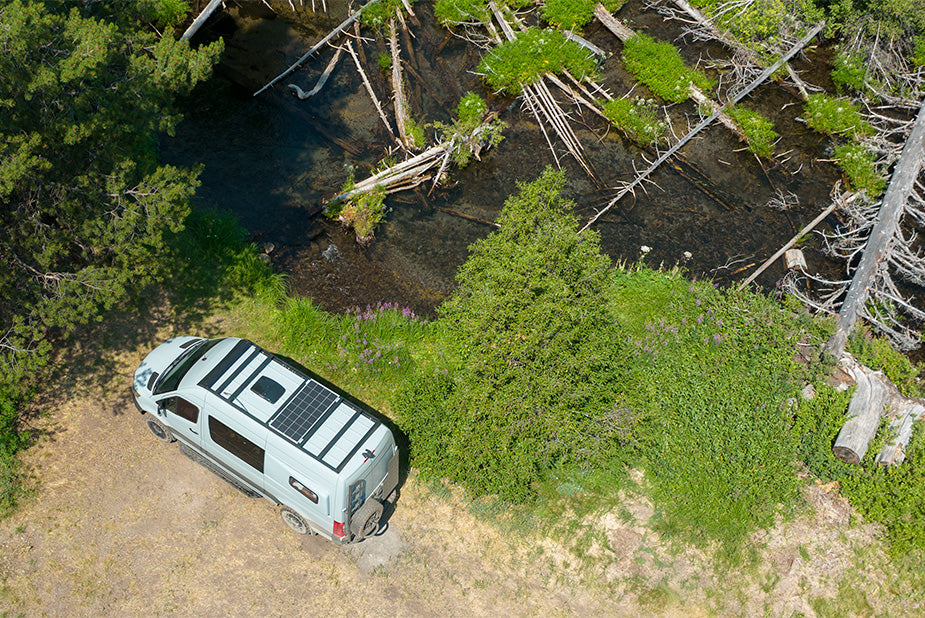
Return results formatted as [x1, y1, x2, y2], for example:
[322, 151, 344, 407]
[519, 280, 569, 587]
[280, 506, 311, 535]
[145, 417, 175, 443]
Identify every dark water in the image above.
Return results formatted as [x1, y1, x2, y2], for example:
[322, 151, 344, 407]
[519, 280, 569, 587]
[162, 0, 845, 317]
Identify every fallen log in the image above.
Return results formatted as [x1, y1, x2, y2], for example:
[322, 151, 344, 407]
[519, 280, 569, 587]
[832, 355, 925, 466]
[833, 356, 893, 464]
[254, 0, 380, 96]
[389, 16, 414, 149]
[825, 98, 925, 358]
[581, 21, 825, 232]
[181, 0, 223, 41]
[344, 40, 402, 146]
[288, 44, 343, 99]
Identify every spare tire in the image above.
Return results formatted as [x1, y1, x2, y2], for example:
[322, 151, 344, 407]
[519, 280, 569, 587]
[349, 500, 384, 539]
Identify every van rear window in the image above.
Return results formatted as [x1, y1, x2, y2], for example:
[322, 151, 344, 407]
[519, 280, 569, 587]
[251, 376, 285, 404]
[289, 476, 318, 503]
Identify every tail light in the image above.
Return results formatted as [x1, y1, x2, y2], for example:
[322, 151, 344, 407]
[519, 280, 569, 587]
[333, 521, 346, 538]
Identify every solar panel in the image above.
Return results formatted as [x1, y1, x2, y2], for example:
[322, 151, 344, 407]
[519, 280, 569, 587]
[269, 380, 338, 444]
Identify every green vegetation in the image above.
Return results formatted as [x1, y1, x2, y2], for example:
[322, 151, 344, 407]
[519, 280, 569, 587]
[399, 168, 631, 501]
[360, 0, 416, 31]
[541, 0, 625, 30]
[834, 143, 886, 196]
[478, 27, 598, 94]
[0, 0, 220, 511]
[621, 33, 716, 103]
[689, 0, 822, 54]
[433, 0, 531, 26]
[831, 50, 868, 93]
[434, 93, 506, 166]
[330, 186, 387, 242]
[803, 94, 874, 138]
[376, 52, 392, 71]
[601, 97, 668, 147]
[726, 105, 779, 157]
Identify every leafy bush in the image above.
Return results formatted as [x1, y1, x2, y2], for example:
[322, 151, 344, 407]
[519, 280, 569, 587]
[478, 28, 598, 94]
[601, 97, 668, 146]
[621, 33, 715, 103]
[0, 382, 31, 517]
[541, 0, 625, 30]
[848, 326, 923, 398]
[398, 168, 633, 501]
[726, 105, 779, 157]
[834, 142, 885, 196]
[331, 186, 387, 242]
[434, 93, 506, 166]
[803, 94, 874, 138]
[361, 0, 415, 30]
[831, 50, 868, 93]
[915, 36, 925, 66]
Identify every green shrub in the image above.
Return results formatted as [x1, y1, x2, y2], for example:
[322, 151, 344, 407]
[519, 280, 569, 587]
[478, 28, 598, 94]
[361, 0, 414, 30]
[915, 35, 925, 66]
[398, 168, 633, 501]
[621, 33, 715, 103]
[848, 326, 922, 397]
[333, 186, 387, 242]
[0, 382, 31, 517]
[405, 117, 427, 149]
[803, 94, 874, 138]
[834, 142, 885, 196]
[376, 52, 391, 71]
[541, 0, 626, 30]
[601, 97, 668, 147]
[434, 0, 490, 25]
[434, 93, 506, 166]
[726, 105, 778, 157]
[831, 50, 867, 93]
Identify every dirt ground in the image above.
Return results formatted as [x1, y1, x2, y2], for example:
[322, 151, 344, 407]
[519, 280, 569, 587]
[0, 310, 916, 617]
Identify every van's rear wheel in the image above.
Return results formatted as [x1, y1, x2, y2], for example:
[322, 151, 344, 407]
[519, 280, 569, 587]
[145, 417, 175, 443]
[280, 506, 311, 535]
[350, 501, 384, 539]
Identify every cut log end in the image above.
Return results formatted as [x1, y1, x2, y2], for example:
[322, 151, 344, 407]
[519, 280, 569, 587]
[832, 445, 861, 465]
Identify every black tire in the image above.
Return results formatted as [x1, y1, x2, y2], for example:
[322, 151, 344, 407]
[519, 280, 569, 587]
[350, 500, 384, 539]
[145, 416, 175, 443]
[280, 506, 311, 535]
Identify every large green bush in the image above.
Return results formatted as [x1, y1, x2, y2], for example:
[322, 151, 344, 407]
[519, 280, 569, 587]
[397, 168, 633, 501]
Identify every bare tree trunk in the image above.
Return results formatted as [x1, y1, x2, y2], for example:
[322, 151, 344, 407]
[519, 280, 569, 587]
[389, 17, 413, 149]
[825, 99, 925, 358]
[181, 0, 223, 41]
[254, 0, 381, 96]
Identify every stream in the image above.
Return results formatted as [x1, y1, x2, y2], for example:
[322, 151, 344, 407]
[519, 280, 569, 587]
[162, 0, 846, 318]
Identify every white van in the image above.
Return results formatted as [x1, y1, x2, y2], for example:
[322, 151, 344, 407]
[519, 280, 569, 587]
[131, 336, 399, 543]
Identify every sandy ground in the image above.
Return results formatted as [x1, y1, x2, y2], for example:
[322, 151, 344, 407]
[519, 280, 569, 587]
[0, 311, 917, 617]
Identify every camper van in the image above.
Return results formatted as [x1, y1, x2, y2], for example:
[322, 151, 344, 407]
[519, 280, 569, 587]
[131, 336, 399, 543]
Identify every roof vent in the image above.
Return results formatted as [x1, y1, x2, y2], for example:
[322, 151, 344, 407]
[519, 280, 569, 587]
[251, 376, 285, 404]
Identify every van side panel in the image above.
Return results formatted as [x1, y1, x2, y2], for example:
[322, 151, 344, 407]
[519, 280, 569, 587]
[263, 452, 333, 536]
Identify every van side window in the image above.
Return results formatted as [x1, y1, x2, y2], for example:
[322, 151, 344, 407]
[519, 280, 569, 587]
[288, 476, 319, 503]
[159, 396, 199, 423]
[208, 416, 265, 472]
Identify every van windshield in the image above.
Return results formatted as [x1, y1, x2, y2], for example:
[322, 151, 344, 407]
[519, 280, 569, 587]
[154, 339, 222, 395]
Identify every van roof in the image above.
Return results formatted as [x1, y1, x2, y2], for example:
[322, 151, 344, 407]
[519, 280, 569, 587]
[190, 338, 383, 474]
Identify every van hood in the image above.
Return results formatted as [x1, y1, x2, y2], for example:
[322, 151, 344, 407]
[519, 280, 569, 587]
[133, 336, 202, 396]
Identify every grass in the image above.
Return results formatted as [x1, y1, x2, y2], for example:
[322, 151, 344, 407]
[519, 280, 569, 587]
[600, 97, 668, 147]
[726, 105, 778, 157]
[621, 33, 715, 103]
[834, 142, 886, 197]
[803, 93, 874, 138]
[478, 27, 598, 94]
